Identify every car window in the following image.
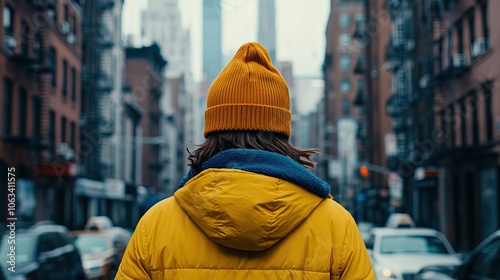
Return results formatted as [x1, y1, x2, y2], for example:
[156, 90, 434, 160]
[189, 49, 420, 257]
[74, 235, 110, 254]
[0, 233, 35, 264]
[380, 235, 450, 254]
[38, 233, 57, 253]
[51, 232, 69, 248]
[469, 237, 500, 278]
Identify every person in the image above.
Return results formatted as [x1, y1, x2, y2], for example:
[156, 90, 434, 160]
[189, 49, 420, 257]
[116, 42, 375, 279]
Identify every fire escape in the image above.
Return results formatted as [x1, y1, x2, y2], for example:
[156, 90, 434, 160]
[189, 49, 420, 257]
[81, 0, 115, 180]
[385, 0, 414, 170]
[11, 0, 59, 164]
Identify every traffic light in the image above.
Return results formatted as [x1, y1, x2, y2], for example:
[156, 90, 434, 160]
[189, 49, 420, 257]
[359, 165, 369, 178]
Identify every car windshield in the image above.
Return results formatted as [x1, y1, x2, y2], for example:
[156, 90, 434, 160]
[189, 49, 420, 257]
[380, 235, 450, 254]
[0, 233, 36, 264]
[74, 235, 110, 254]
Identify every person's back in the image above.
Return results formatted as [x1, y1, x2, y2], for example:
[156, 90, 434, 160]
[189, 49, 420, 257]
[116, 42, 375, 280]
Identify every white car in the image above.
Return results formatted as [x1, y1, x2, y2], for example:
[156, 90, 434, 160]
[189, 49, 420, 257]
[366, 227, 462, 280]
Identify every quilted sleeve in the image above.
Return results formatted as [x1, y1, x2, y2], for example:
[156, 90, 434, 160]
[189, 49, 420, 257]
[336, 217, 376, 280]
[115, 217, 152, 280]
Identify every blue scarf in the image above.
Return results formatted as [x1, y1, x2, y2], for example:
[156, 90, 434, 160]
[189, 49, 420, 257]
[178, 149, 331, 198]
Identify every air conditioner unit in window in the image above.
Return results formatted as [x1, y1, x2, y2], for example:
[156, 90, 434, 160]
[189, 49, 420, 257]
[60, 21, 70, 35]
[452, 53, 469, 68]
[67, 33, 76, 44]
[471, 37, 487, 58]
[4, 35, 17, 49]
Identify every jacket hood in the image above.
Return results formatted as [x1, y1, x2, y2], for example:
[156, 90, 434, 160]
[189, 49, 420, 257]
[174, 149, 331, 251]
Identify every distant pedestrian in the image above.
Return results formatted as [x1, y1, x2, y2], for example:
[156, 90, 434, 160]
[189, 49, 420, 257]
[116, 42, 375, 279]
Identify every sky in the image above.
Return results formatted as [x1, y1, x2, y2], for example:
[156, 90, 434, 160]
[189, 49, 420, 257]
[122, 0, 330, 113]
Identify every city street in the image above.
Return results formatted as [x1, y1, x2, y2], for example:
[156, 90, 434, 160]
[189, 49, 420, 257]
[1, 0, 499, 279]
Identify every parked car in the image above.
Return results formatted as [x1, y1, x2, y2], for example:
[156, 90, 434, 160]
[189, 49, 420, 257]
[366, 227, 461, 280]
[0, 221, 86, 280]
[72, 227, 131, 280]
[414, 229, 500, 280]
[385, 213, 416, 228]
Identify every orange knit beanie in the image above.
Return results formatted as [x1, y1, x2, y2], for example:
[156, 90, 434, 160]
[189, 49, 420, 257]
[204, 42, 292, 138]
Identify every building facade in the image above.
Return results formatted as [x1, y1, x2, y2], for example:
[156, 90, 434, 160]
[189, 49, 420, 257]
[125, 44, 167, 194]
[142, 0, 195, 192]
[323, 0, 366, 215]
[202, 0, 222, 83]
[359, 0, 395, 224]
[258, 0, 277, 63]
[0, 0, 82, 226]
[385, 0, 500, 251]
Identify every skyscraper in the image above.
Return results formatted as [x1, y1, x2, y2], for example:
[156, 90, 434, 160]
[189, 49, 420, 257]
[141, 0, 191, 78]
[203, 0, 223, 83]
[258, 0, 277, 63]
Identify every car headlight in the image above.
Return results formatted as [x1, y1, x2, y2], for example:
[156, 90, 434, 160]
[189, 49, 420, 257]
[381, 268, 397, 279]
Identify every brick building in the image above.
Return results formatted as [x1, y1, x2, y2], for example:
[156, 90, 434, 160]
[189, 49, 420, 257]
[358, 0, 394, 224]
[125, 44, 167, 193]
[384, 0, 500, 251]
[0, 0, 82, 224]
[323, 0, 366, 214]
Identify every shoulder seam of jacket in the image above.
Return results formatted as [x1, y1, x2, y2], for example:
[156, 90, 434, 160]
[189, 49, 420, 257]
[140, 214, 153, 272]
[339, 217, 353, 273]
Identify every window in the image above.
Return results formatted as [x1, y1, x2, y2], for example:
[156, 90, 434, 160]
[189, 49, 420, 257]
[438, 38, 443, 71]
[62, 59, 68, 96]
[342, 99, 351, 115]
[3, 5, 14, 50]
[18, 88, 27, 138]
[340, 79, 352, 93]
[71, 67, 76, 102]
[340, 33, 351, 46]
[32, 96, 41, 141]
[21, 21, 30, 54]
[339, 13, 350, 28]
[460, 100, 466, 146]
[49, 47, 57, 87]
[340, 55, 351, 72]
[70, 122, 75, 150]
[456, 21, 464, 54]
[449, 106, 455, 147]
[468, 12, 475, 57]
[483, 83, 493, 141]
[3, 5, 13, 35]
[447, 30, 453, 68]
[441, 111, 447, 148]
[2, 78, 13, 135]
[393, 18, 409, 47]
[61, 116, 67, 143]
[71, 15, 77, 45]
[470, 92, 479, 145]
[64, 4, 69, 22]
[481, 3, 489, 48]
[380, 235, 450, 254]
[34, 32, 41, 57]
[354, 13, 365, 34]
[49, 110, 55, 149]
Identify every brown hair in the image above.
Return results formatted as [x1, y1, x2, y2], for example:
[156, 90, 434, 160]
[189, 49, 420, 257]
[187, 131, 319, 171]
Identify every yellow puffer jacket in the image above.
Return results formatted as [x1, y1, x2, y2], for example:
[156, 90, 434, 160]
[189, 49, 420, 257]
[116, 168, 375, 279]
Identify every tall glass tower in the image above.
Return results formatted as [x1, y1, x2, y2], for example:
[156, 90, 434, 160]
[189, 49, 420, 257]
[203, 0, 223, 83]
[258, 0, 276, 63]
